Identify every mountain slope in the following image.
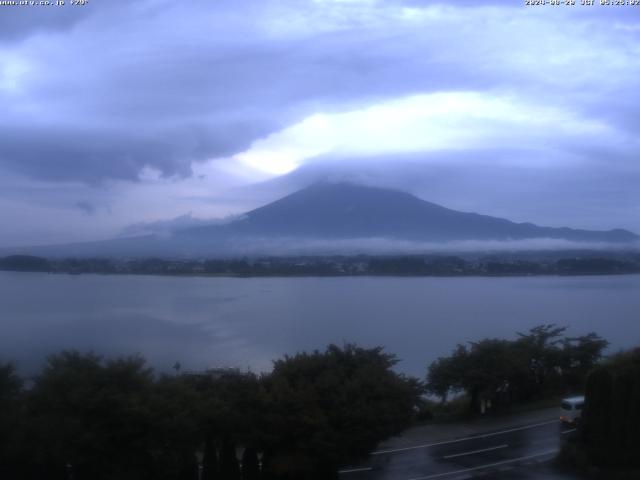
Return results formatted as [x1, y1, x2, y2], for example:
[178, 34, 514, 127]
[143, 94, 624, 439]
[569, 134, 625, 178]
[187, 182, 638, 243]
[5, 182, 638, 258]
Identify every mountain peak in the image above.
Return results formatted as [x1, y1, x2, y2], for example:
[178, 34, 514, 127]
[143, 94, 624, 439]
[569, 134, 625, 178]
[287, 180, 408, 197]
[225, 183, 637, 243]
[9, 183, 637, 258]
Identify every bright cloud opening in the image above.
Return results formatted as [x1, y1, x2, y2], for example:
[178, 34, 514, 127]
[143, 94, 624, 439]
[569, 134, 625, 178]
[0, 51, 30, 94]
[234, 91, 614, 175]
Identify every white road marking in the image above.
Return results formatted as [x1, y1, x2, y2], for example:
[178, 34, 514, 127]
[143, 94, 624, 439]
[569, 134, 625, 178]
[561, 428, 577, 435]
[406, 449, 559, 480]
[338, 467, 373, 474]
[442, 443, 508, 459]
[371, 419, 557, 455]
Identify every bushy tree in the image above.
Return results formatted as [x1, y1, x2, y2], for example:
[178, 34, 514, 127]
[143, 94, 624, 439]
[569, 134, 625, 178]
[426, 352, 463, 402]
[184, 367, 266, 475]
[219, 440, 241, 479]
[25, 352, 159, 480]
[201, 435, 219, 480]
[241, 446, 260, 480]
[151, 374, 202, 480]
[0, 363, 24, 479]
[516, 324, 566, 389]
[581, 368, 613, 448]
[427, 325, 608, 413]
[560, 333, 609, 388]
[3, 344, 422, 479]
[262, 344, 422, 479]
[465, 339, 527, 411]
[579, 348, 640, 468]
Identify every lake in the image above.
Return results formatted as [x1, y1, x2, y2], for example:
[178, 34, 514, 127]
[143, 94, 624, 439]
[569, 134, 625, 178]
[1, 271, 639, 377]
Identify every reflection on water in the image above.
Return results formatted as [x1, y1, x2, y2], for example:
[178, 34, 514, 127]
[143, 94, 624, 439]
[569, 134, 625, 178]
[1, 272, 639, 376]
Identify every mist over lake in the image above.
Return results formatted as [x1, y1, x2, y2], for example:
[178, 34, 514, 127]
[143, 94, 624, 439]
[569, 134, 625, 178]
[2, 271, 638, 378]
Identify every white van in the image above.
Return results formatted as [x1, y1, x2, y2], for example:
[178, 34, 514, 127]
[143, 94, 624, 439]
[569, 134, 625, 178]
[560, 396, 585, 425]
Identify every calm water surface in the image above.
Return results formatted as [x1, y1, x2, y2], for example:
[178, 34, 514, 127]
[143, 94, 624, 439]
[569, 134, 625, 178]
[1, 272, 639, 377]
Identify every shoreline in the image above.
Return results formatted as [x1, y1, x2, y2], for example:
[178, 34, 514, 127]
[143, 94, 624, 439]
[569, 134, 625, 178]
[2, 268, 640, 279]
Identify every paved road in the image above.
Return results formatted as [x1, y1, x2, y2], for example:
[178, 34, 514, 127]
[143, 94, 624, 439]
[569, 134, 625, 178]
[339, 418, 579, 480]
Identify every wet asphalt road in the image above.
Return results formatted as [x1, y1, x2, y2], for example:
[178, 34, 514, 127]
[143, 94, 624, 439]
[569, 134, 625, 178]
[339, 420, 580, 480]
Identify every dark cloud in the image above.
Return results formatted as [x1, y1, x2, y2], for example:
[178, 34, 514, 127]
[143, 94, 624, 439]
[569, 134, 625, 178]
[0, 121, 270, 183]
[0, 4, 90, 41]
[75, 200, 96, 216]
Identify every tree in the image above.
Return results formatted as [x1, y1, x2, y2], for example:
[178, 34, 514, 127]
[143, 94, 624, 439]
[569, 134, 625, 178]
[262, 344, 422, 479]
[463, 339, 526, 412]
[426, 345, 468, 402]
[427, 339, 528, 413]
[427, 325, 607, 414]
[560, 333, 609, 388]
[201, 435, 219, 480]
[25, 351, 159, 480]
[0, 363, 24, 479]
[581, 367, 613, 450]
[184, 368, 266, 469]
[151, 374, 202, 480]
[241, 446, 260, 480]
[219, 440, 240, 480]
[579, 348, 640, 468]
[426, 355, 458, 403]
[516, 324, 567, 393]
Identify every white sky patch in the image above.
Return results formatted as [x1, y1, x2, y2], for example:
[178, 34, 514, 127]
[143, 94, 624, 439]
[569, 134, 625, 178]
[0, 50, 30, 95]
[234, 92, 615, 175]
[614, 23, 640, 32]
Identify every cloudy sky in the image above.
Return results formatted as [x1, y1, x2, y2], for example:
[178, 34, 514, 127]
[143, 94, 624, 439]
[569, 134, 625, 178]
[1, 0, 639, 246]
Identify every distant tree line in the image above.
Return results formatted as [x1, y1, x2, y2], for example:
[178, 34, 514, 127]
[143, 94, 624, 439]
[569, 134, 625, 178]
[426, 325, 609, 414]
[0, 345, 421, 480]
[2, 253, 640, 277]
